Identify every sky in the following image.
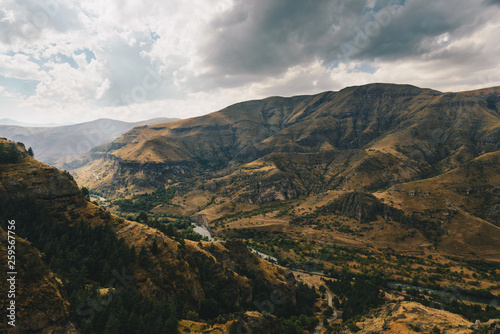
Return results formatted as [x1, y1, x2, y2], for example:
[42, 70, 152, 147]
[0, 0, 499, 124]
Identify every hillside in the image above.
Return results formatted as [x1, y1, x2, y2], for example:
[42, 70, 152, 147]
[0, 117, 178, 167]
[4, 82, 500, 333]
[0, 227, 77, 333]
[69, 84, 500, 258]
[0, 139, 310, 333]
[64, 83, 500, 331]
[72, 83, 499, 193]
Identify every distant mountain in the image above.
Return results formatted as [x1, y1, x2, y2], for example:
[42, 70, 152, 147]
[0, 117, 178, 167]
[0, 118, 71, 127]
[76, 83, 500, 188]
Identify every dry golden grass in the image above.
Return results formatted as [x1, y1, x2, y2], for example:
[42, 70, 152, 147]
[355, 301, 474, 334]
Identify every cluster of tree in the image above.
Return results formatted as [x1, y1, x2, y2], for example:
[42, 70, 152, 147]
[226, 280, 319, 334]
[213, 202, 292, 226]
[445, 301, 500, 323]
[233, 229, 298, 251]
[114, 186, 177, 213]
[191, 247, 320, 333]
[324, 268, 385, 321]
[0, 142, 21, 163]
[192, 254, 241, 319]
[71, 287, 180, 334]
[466, 260, 500, 280]
[0, 198, 178, 333]
[280, 314, 319, 334]
[134, 211, 206, 242]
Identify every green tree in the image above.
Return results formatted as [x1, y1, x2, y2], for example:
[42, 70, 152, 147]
[166, 223, 176, 236]
[103, 314, 120, 334]
[7, 144, 19, 163]
[151, 239, 159, 255]
[27, 147, 34, 157]
[137, 211, 148, 223]
[81, 187, 90, 201]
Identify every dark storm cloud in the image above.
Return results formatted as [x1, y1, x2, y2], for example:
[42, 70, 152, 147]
[202, 0, 367, 77]
[200, 0, 494, 86]
[355, 0, 488, 60]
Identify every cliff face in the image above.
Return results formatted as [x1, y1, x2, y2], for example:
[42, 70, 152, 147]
[0, 139, 84, 211]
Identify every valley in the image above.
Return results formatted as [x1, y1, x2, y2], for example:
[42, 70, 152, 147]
[69, 83, 500, 332]
[2, 83, 500, 333]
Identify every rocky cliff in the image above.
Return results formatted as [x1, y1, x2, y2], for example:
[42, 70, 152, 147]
[0, 139, 84, 211]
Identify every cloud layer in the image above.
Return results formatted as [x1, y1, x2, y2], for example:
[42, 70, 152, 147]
[0, 0, 499, 123]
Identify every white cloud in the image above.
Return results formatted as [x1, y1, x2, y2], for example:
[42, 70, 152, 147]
[0, 0, 499, 124]
[0, 53, 45, 80]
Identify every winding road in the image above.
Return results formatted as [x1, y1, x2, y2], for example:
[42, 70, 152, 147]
[293, 271, 340, 334]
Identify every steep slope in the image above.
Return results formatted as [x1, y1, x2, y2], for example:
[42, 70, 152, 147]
[0, 138, 84, 211]
[68, 83, 500, 263]
[0, 228, 77, 333]
[0, 117, 178, 167]
[372, 150, 500, 260]
[72, 83, 500, 195]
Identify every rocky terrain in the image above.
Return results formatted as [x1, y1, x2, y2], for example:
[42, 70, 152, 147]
[70, 84, 500, 259]
[354, 301, 499, 333]
[2, 83, 500, 333]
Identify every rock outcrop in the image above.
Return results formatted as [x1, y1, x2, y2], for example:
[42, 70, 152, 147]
[0, 139, 84, 211]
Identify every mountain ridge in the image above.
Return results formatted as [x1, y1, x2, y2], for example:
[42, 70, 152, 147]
[72, 83, 500, 193]
[0, 117, 179, 167]
[69, 83, 500, 263]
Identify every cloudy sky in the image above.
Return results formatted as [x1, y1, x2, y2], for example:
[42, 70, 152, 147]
[1, 0, 499, 124]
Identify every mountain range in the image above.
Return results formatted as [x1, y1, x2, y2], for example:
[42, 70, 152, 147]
[69, 83, 500, 258]
[0, 118, 72, 127]
[2, 83, 500, 333]
[0, 117, 178, 167]
[73, 83, 499, 193]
